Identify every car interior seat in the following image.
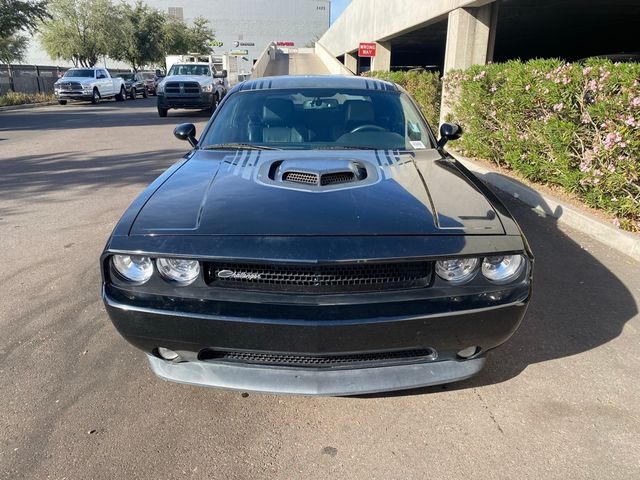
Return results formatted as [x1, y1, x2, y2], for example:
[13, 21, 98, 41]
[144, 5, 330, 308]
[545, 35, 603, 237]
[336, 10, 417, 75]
[261, 98, 308, 143]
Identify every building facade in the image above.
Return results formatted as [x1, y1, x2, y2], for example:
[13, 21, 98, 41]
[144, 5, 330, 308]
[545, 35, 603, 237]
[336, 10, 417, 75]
[25, 0, 330, 68]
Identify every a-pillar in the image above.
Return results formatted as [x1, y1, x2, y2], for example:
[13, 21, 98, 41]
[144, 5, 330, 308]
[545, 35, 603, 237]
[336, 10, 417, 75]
[371, 41, 391, 72]
[440, 2, 499, 124]
[344, 51, 358, 74]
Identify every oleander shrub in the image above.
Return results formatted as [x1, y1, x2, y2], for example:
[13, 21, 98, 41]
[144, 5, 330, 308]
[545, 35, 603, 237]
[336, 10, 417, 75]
[0, 91, 55, 107]
[444, 59, 640, 231]
[365, 70, 441, 127]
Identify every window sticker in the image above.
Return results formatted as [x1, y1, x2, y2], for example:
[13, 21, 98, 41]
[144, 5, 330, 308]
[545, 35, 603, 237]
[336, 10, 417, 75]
[410, 141, 427, 149]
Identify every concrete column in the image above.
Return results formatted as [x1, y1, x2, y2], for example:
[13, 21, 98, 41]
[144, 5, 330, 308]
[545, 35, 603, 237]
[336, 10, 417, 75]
[443, 2, 498, 73]
[371, 41, 391, 72]
[440, 1, 499, 125]
[344, 51, 358, 74]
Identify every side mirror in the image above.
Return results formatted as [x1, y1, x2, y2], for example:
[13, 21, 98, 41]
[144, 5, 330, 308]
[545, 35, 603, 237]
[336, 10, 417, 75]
[174, 123, 198, 148]
[214, 70, 228, 78]
[437, 123, 463, 148]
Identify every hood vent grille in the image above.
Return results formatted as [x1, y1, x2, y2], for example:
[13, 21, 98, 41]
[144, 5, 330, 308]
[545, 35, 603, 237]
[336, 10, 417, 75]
[282, 171, 319, 185]
[321, 171, 355, 186]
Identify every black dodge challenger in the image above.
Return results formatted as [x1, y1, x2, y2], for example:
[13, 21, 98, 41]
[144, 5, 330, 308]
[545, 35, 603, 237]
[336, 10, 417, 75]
[101, 75, 532, 395]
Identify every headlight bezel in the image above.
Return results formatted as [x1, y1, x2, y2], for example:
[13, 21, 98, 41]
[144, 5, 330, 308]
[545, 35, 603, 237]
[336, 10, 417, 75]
[156, 257, 201, 285]
[111, 254, 154, 284]
[481, 254, 526, 284]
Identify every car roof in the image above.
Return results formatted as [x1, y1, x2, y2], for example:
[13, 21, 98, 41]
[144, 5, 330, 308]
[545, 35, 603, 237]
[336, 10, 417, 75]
[232, 75, 399, 93]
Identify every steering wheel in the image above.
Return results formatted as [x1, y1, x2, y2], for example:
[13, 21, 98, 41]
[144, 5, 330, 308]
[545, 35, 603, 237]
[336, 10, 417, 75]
[350, 124, 386, 133]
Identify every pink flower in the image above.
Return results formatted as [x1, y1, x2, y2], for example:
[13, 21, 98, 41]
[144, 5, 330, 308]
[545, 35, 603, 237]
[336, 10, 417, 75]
[625, 116, 638, 127]
[631, 97, 640, 108]
[579, 161, 591, 172]
[612, 218, 621, 228]
[553, 102, 564, 112]
[603, 132, 623, 150]
[588, 79, 598, 91]
[525, 84, 531, 91]
[581, 112, 590, 124]
[582, 66, 592, 75]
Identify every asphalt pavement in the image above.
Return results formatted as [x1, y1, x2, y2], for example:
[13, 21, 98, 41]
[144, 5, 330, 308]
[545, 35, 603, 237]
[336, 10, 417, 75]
[0, 99, 639, 479]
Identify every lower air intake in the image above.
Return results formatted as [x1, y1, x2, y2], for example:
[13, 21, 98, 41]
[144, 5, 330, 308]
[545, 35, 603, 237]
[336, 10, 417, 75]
[199, 348, 437, 368]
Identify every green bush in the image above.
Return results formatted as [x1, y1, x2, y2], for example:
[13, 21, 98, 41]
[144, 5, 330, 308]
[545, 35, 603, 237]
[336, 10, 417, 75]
[0, 91, 55, 107]
[365, 70, 442, 127]
[444, 59, 640, 231]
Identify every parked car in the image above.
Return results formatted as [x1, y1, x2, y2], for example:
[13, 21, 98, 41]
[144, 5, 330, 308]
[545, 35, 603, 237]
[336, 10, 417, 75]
[156, 62, 227, 117]
[54, 68, 127, 104]
[115, 72, 148, 99]
[101, 75, 533, 396]
[138, 71, 158, 95]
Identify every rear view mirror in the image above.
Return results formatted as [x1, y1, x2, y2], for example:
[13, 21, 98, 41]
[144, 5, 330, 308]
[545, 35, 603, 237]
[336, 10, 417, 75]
[214, 70, 228, 79]
[437, 123, 463, 148]
[174, 123, 198, 148]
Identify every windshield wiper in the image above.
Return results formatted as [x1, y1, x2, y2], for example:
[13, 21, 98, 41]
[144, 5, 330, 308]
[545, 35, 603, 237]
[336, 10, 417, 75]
[202, 143, 281, 151]
[316, 145, 382, 150]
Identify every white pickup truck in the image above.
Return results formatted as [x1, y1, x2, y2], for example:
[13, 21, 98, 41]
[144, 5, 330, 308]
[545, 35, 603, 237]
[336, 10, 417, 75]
[54, 68, 127, 105]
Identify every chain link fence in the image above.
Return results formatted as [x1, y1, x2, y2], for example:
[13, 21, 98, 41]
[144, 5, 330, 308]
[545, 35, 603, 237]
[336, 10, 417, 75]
[0, 64, 132, 95]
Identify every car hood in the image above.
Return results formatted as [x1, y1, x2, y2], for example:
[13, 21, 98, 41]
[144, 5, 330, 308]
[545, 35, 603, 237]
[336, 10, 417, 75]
[55, 76, 94, 84]
[161, 75, 211, 85]
[130, 149, 504, 236]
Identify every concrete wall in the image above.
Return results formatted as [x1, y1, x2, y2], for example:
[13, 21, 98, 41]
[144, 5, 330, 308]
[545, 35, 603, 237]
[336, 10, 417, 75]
[314, 42, 353, 75]
[320, 0, 494, 56]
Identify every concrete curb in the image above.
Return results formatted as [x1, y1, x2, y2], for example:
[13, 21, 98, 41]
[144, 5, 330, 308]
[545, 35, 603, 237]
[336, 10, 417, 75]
[453, 154, 640, 263]
[0, 101, 57, 112]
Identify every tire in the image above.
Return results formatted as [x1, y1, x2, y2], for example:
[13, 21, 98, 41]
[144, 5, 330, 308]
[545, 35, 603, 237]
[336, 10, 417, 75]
[129, 88, 136, 100]
[158, 107, 168, 117]
[91, 88, 101, 104]
[115, 87, 126, 102]
[142, 88, 148, 99]
[58, 100, 67, 105]
[209, 94, 219, 113]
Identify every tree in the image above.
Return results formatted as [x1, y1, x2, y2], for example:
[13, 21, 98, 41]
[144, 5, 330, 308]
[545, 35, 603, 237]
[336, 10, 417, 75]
[0, 0, 49, 63]
[39, 0, 116, 67]
[161, 15, 214, 57]
[107, 1, 165, 70]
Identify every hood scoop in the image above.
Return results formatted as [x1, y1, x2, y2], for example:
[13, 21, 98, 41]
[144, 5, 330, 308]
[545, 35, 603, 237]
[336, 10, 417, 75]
[270, 158, 370, 189]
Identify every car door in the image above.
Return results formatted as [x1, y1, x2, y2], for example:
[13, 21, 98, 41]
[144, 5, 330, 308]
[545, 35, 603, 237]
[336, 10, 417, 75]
[96, 70, 112, 96]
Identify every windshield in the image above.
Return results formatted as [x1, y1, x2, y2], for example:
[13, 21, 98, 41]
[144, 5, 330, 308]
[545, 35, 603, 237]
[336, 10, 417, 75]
[63, 69, 94, 78]
[201, 88, 433, 151]
[117, 73, 135, 81]
[168, 64, 210, 76]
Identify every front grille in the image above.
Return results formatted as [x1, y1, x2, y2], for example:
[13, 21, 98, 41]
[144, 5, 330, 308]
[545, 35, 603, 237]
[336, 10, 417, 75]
[199, 348, 437, 368]
[321, 171, 355, 185]
[60, 82, 82, 90]
[205, 261, 432, 293]
[165, 81, 200, 96]
[282, 171, 318, 185]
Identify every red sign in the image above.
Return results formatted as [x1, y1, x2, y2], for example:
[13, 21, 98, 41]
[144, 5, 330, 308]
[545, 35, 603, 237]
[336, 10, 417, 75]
[277, 41, 295, 47]
[358, 42, 377, 57]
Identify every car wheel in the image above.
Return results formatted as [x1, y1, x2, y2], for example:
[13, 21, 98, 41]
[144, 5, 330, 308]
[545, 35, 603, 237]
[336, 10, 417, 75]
[91, 89, 101, 104]
[130, 89, 136, 100]
[209, 94, 219, 113]
[115, 87, 126, 102]
[58, 100, 67, 105]
[142, 88, 148, 98]
[158, 107, 168, 117]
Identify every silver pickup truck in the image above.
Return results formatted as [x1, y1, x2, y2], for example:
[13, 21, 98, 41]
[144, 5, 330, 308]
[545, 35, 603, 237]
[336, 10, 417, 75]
[156, 63, 228, 117]
[54, 68, 127, 105]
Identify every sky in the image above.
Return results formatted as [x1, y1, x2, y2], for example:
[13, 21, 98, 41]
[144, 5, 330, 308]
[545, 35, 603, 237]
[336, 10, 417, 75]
[331, 0, 353, 23]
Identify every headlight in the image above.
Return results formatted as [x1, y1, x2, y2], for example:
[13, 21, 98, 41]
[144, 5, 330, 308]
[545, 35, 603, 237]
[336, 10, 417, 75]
[203, 84, 214, 92]
[156, 258, 200, 285]
[157, 82, 165, 93]
[482, 255, 525, 283]
[435, 258, 479, 284]
[112, 255, 153, 283]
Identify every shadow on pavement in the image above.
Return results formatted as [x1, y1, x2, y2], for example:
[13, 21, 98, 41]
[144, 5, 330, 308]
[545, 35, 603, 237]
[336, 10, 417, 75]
[362, 177, 638, 398]
[0, 98, 212, 132]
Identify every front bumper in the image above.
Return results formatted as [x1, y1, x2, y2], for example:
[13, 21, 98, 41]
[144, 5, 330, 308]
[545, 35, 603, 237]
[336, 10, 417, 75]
[157, 92, 213, 109]
[104, 284, 528, 395]
[55, 90, 93, 100]
[147, 353, 486, 396]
